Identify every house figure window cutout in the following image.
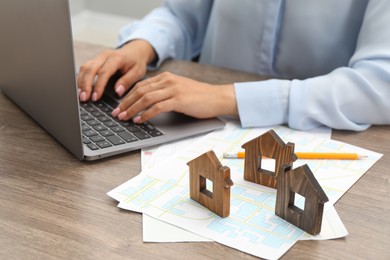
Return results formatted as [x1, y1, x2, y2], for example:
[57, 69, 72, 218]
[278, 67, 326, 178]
[275, 164, 329, 235]
[200, 176, 213, 198]
[187, 150, 234, 217]
[241, 130, 297, 188]
[289, 192, 306, 214]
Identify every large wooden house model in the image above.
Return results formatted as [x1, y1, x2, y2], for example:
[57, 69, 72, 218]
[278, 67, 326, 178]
[241, 130, 297, 188]
[275, 164, 329, 235]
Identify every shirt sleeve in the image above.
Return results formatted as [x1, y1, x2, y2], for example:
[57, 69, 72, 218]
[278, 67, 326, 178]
[234, 79, 290, 128]
[235, 0, 390, 131]
[117, 0, 213, 68]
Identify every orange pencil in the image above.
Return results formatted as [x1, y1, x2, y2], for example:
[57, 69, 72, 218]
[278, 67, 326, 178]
[223, 151, 366, 160]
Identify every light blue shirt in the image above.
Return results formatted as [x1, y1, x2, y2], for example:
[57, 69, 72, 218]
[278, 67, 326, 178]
[118, 0, 390, 131]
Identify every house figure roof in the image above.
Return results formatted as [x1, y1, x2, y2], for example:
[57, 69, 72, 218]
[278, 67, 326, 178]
[241, 130, 297, 188]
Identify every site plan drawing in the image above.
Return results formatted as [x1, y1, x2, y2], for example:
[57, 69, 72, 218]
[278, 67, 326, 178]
[108, 122, 382, 259]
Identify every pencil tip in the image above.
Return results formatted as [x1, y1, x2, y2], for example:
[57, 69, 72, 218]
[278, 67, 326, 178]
[223, 152, 233, 158]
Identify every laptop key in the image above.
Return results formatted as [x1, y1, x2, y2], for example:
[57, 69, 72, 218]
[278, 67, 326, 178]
[86, 119, 101, 126]
[90, 135, 105, 143]
[96, 140, 113, 148]
[118, 132, 138, 142]
[138, 122, 154, 131]
[80, 110, 88, 116]
[100, 129, 115, 137]
[83, 105, 97, 113]
[98, 106, 111, 113]
[107, 135, 126, 145]
[137, 122, 162, 136]
[119, 121, 132, 127]
[87, 143, 100, 150]
[98, 115, 111, 122]
[103, 120, 118, 127]
[126, 125, 142, 133]
[94, 102, 112, 113]
[91, 111, 104, 117]
[111, 126, 125, 133]
[93, 124, 107, 132]
[82, 124, 91, 131]
[147, 129, 163, 137]
[133, 131, 151, 140]
[81, 114, 94, 121]
[83, 129, 98, 137]
[83, 136, 91, 144]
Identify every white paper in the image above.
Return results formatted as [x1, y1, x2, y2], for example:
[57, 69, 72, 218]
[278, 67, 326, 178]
[107, 123, 381, 259]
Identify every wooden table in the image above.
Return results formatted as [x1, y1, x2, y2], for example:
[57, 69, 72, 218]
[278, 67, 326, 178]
[1, 42, 389, 259]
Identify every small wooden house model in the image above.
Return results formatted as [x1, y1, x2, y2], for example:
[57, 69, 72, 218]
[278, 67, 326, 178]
[241, 130, 297, 188]
[275, 164, 329, 235]
[187, 150, 234, 217]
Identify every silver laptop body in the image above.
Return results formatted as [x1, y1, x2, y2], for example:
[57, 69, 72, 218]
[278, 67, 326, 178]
[0, 0, 225, 160]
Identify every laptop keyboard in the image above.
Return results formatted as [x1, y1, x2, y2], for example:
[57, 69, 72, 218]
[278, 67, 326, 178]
[80, 95, 163, 151]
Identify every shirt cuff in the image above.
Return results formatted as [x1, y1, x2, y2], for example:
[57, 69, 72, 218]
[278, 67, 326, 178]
[117, 22, 174, 69]
[234, 79, 290, 128]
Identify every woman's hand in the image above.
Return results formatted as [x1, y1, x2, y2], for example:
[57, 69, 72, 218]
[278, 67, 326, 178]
[111, 72, 238, 123]
[77, 40, 156, 102]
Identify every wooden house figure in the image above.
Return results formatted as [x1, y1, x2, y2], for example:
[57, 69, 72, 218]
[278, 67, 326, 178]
[241, 130, 297, 188]
[275, 164, 329, 235]
[187, 150, 234, 217]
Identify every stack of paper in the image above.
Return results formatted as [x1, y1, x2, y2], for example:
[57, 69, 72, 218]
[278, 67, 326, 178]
[108, 121, 382, 259]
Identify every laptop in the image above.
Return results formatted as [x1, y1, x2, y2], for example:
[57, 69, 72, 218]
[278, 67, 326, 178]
[0, 0, 225, 161]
